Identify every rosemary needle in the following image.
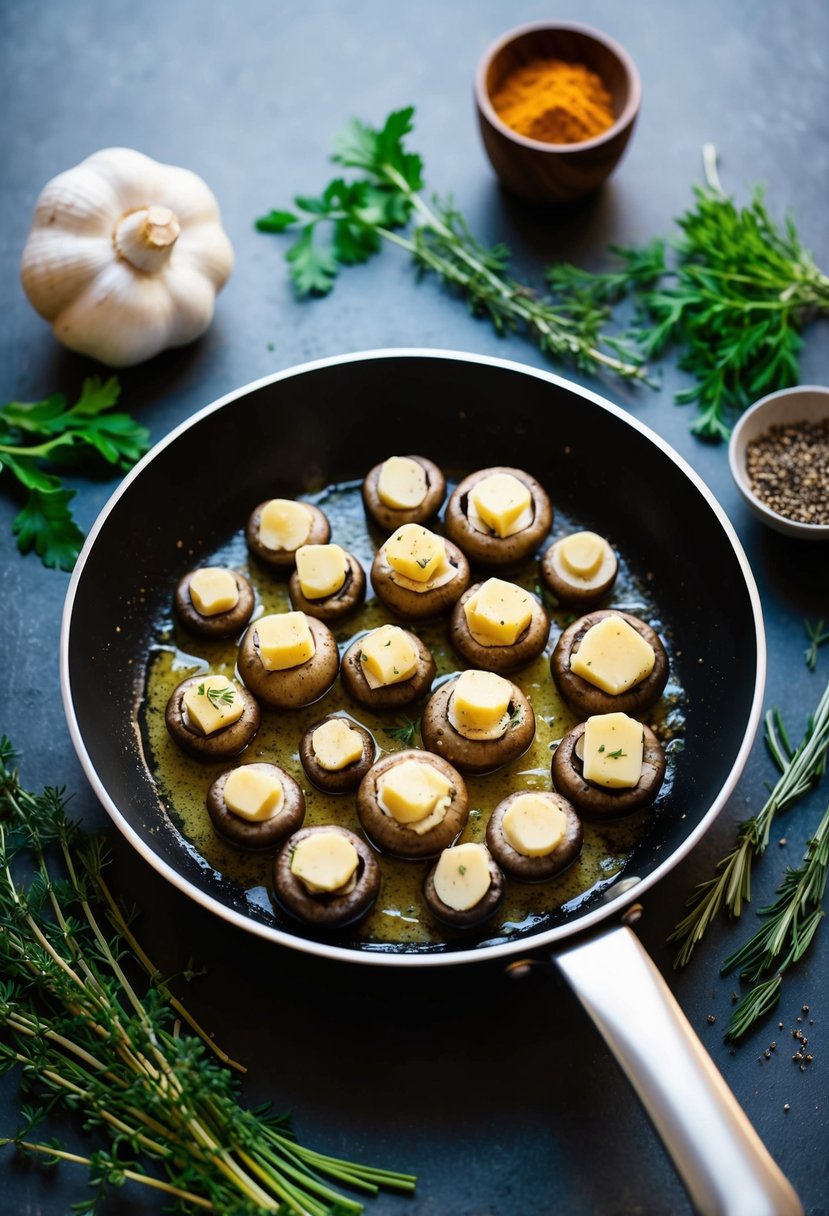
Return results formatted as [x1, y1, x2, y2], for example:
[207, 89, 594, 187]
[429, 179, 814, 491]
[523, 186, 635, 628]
[668, 680, 829, 968]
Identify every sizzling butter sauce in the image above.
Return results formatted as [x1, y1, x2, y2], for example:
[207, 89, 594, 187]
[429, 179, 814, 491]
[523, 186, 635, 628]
[140, 480, 685, 948]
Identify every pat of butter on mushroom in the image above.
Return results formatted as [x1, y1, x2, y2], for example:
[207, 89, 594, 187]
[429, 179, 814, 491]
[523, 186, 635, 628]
[377, 456, 428, 509]
[377, 760, 453, 832]
[570, 615, 655, 694]
[468, 473, 533, 538]
[559, 532, 607, 579]
[189, 567, 239, 616]
[258, 499, 312, 552]
[448, 669, 512, 740]
[464, 578, 533, 646]
[579, 713, 644, 789]
[312, 718, 364, 771]
[183, 675, 243, 736]
[295, 544, 348, 599]
[385, 524, 446, 583]
[256, 612, 316, 671]
[291, 833, 359, 894]
[434, 842, 492, 911]
[224, 767, 284, 821]
[502, 793, 566, 857]
[360, 624, 418, 688]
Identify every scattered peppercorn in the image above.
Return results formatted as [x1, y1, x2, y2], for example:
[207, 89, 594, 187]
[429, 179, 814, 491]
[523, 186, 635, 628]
[707, 1014, 716, 1024]
[745, 418, 829, 525]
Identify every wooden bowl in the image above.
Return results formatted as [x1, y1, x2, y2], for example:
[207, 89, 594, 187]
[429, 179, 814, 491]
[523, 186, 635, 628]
[475, 21, 641, 203]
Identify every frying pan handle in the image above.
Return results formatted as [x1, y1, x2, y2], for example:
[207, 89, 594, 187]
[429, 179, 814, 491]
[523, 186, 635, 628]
[554, 924, 803, 1216]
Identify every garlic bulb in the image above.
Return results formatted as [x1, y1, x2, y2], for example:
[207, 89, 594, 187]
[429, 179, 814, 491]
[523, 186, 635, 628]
[20, 147, 234, 367]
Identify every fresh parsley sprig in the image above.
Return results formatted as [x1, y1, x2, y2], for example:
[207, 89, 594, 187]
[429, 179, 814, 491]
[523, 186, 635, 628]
[668, 681, 829, 968]
[0, 377, 150, 570]
[256, 107, 648, 385]
[546, 145, 829, 440]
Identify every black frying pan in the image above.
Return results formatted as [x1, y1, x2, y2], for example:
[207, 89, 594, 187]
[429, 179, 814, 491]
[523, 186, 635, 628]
[60, 350, 800, 1215]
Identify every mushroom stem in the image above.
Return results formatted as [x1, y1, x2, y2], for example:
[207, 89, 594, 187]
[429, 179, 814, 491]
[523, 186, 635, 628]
[114, 206, 180, 272]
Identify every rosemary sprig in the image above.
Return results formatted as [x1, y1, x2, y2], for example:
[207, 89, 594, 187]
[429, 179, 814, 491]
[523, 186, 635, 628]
[382, 717, 420, 747]
[668, 681, 829, 968]
[723, 798, 829, 1039]
[804, 618, 829, 671]
[197, 681, 235, 709]
[256, 107, 648, 386]
[0, 737, 415, 1213]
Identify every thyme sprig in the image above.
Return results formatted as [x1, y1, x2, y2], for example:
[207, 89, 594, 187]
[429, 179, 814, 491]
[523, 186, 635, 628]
[804, 618, 829, 671]
[722, 798, 829, 1039]
[0, 738, 415, 1213]
[382, 717, 420, 747]
[256, 107, 648, 386]
[668, 681, 829, 968]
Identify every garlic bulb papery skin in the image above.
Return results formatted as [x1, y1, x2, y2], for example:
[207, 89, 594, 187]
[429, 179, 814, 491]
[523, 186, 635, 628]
[20, 147, 234, 368]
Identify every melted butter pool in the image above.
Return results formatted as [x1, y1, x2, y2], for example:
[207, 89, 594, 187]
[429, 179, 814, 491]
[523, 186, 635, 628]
[140, 480, 683, 946]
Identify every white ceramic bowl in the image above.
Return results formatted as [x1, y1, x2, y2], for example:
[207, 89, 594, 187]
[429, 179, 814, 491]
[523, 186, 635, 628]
[728, 385, 829, 540]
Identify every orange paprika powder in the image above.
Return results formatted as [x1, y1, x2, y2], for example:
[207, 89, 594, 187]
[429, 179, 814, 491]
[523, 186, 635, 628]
[491, 57, 615, 144]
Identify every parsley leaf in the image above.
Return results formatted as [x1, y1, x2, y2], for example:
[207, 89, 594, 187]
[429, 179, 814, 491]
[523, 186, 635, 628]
[12, 487, 86, 571]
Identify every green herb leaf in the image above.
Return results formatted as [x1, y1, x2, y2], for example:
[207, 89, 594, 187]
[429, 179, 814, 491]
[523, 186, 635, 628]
[285, 224, 339, 296]
[12, 487, 85, 571]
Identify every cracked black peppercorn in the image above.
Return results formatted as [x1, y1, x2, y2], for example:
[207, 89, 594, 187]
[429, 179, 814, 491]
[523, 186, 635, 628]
[745, 419, 829, 525]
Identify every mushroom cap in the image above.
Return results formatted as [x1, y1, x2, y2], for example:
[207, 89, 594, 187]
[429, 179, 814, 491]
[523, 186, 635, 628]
[540, 534, 618, 608]
[449, 582, 550, 675]
[552, 720, 666, 818]
[289, 551, 366, 622]
[486, 790, 583, 882]
[423, 844, 505, 929]
[550, 609, 669, 717]
[340, 629, 436, 710]
[164, 676, 261, 760]
[206, 763, 305, 849]
[273, 825, 380, 929]
[444, 466, 552, 566]
[370, 537, 470, 621]
[245, 500, 331, 569]
[356, 749, 469, 859]
[237, 614, 339, 708]
[174, 569, 255, 639]
[420, 677, 535, 774]
[362, 455, 446, 531]
[299, 715, 377, 793]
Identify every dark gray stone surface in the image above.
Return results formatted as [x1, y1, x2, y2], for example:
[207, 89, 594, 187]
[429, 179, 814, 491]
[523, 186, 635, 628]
[1, 1, 827, 1213]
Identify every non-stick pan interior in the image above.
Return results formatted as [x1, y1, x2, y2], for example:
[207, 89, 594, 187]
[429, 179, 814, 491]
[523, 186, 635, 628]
[64, 352, 761, 960]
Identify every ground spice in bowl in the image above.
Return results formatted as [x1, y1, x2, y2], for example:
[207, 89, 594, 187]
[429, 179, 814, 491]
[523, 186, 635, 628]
[490, 57, 615, 144]
[745, 418, 829, 526]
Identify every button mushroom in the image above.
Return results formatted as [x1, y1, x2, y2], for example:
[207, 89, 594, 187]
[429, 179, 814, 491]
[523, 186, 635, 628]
[362, 454, 446, 531]
[357, 749, 469, 860]
[165, 674, 260, 759]
[370, 524, 471, 620]
[206, 762, 305, 849]
[486, 790, 583, 882]
[273, 825, 380, 929]
[550, 609, 669, 717]
[444, 466, 552, 566]
[237, 611, 339, 708]
[420, 670, 535, 774]
[288, 544, 366, 622]
[340, 624, 436, 710]
[299, 714, 376, 793]
[423, 842, 505, 929]
[246, 498, 331, 569]
[449, 579, 550, 674]
[174, 567, 255, 639]
[552, 716, 666, 818]
[540, 531, 618, 608]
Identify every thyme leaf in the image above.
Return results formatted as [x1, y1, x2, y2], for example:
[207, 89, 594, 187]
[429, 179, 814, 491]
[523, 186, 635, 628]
[383, 718, 420, 746]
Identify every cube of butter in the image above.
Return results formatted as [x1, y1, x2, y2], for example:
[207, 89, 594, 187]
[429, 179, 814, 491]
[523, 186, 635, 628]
[464, 578, 533, 646]
[256, 612, 316, 671]
[377, 456, 428, 509]
[569, 615, 655, 694]
[312, 718, 364, 771]
[581, 713, 644, 789]
[223, 766, 284, 821]
[558, 532, 606, 579]
[501, 793, 566, 858]
[295, 544, 348, 600]
[385, 523, 445, 583]
[377, 759, 453, 824]
[451, 669, 511, 732]
[183, 675, 244, 736]
[359, 624, 418, 688]
[189, 567, 240, 616]
[258, 498, 312, 552]
[290, 832, 359, 893]
[469, 473, 532, 538]
[433, 842, 492, 911]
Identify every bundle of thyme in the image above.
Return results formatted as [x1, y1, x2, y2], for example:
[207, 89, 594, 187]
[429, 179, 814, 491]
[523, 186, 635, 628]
[0, 738, 415, 1213]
